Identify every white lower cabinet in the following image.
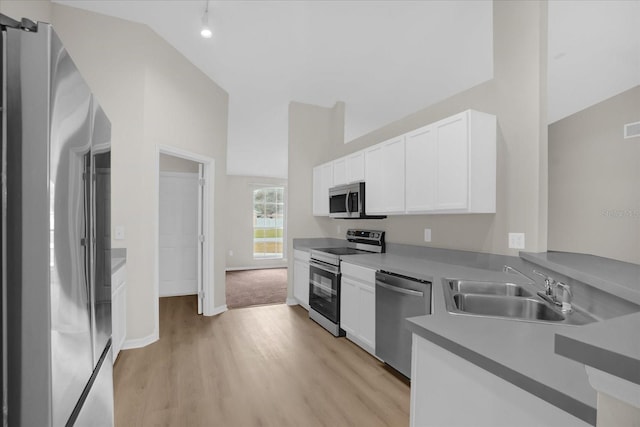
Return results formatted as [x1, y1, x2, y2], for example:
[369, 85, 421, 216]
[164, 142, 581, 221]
[112, 264, 127, 363]
[340, 262, 376, 355]
[410, 333, 589, 427]
[293, 250, 310, 309]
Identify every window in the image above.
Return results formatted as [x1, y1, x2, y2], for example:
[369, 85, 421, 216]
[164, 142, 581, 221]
[253, 187, 285, 259]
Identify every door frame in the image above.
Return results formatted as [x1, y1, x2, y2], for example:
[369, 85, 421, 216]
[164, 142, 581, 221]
[155, 145, 215, 329]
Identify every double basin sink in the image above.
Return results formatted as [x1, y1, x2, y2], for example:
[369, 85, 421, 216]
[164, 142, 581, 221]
[443, 279, 597, 325]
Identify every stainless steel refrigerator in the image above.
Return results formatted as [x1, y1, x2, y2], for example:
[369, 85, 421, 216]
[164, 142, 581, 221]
[1, 15, 114, 426]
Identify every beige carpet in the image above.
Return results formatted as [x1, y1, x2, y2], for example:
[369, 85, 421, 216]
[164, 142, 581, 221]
[225, 268, 288, 309]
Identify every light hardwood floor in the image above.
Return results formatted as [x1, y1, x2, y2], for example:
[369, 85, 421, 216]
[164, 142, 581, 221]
[114, 296, 410, 426]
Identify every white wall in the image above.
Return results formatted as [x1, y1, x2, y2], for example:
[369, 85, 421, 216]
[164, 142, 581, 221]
[225, 176, 288, 270]
[225, 175, 288, 270]
[1, 1, 229, 343]
[548, 85, 640, 264]
[287, 0, 549, 280]
[159, 153, 199, 173]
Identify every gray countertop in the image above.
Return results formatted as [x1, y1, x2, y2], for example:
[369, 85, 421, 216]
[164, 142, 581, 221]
[341, 252, 597, 425]
[522, 251, 640, 387]
[554, 311, 640, 386]
[521, 251, 640, 306]
[293, 240, 640, 425]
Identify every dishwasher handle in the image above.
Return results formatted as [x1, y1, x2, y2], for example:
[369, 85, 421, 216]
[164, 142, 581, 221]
[376, 280, 424, 297]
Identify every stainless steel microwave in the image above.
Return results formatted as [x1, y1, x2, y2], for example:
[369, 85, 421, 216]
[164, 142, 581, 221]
[328, 182, 386, 219]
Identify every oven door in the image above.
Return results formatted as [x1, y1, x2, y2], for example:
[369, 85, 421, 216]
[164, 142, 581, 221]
[309, 260, 341, 323]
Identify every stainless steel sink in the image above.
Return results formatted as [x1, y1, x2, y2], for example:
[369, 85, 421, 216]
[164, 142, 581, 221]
[448, 280, 533, 297]
[453, 294, 565, 321]
[442, 278, 598, 325]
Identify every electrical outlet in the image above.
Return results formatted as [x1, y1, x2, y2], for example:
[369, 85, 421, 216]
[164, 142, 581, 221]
[114, 225, 125, 240]
[508, 232, 525, 249]
[228, 250, 233, 257]
[424, 228, 432, 242]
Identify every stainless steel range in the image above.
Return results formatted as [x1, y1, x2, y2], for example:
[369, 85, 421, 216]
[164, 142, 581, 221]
[308, 229, 385, 336]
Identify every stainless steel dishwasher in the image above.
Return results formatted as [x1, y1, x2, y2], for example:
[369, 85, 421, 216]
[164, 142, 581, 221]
[375, 270, 431, 379]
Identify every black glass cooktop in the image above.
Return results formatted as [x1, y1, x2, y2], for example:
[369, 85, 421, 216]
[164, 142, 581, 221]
[313, 247, 371, 256]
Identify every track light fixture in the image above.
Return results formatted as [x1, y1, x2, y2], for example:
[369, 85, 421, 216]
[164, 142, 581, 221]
[201, 0, 212, 39]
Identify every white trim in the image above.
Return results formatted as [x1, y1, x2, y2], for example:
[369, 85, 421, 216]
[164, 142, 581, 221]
[286, 298, 309, 311]
[159, 171, 199, 179]
[225, 265, 288, 272]
[210, 304, 228, 316]
[121, 331, 159, 350]
[155, 145, 216, 343]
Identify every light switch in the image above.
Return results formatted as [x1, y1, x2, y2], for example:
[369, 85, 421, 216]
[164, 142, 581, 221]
[114, 225, 125, 240]
[508, 232, 525, 249]
[424, 228, 432, 242]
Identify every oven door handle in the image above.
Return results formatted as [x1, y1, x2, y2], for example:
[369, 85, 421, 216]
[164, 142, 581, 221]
[309, 259, 340, 275]
[310, 280, 337, 296]
[376, 280, 424, 297]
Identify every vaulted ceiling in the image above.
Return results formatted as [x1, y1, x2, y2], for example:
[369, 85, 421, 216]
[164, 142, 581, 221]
[53, 1, 639, 178]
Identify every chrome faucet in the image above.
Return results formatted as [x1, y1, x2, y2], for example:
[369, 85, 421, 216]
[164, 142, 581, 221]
[502, 265, 535, 283]
[533, 270, 573, 313]
[554, 282, 573, 313]
[533, 270, 555, 296]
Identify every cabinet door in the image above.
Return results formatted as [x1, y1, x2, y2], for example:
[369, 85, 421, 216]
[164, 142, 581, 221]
[435, 113, 468, 210]
[405, 125, 436, 212]
[333, 157, 347, 186]
[340, 277, 359, 336]
[312, 162, 333, 216]
[358, 284, 375, 350]
[364, 145, 385, 214]
[382, 136, 406, 213]
[293, 260, 310, 308]
[346, 151, 365, 183]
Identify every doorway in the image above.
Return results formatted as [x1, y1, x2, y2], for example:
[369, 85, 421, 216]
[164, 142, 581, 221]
[159, 155, 199, 299]
[155, 146, 213, 329]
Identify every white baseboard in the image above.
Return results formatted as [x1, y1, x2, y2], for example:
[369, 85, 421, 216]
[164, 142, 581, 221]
[206, 304, 228, 316]
[122, 330, 159, 350]
[286, 298, 309, 311]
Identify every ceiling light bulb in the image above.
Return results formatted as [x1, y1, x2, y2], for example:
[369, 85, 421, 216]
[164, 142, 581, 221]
[201, 26, 212, 38]
[200, 1, 212, 39]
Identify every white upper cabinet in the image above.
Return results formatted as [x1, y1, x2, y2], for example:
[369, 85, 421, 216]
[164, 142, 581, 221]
[434, 110, 496, 213]
[405, 125, 436, 212]
[313, 109, 496, 216]
[312, 162, 333, 216]
[333, 151, 365, 187]
[364, 144, 385, 214]
[382, 136, 406, 214]
[365, 136, 405, 215]
[405, 110, 496, 214]
[434, 113, 469, 210]
[333, 157, 348, 186]
[346, 151, 365, 183]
